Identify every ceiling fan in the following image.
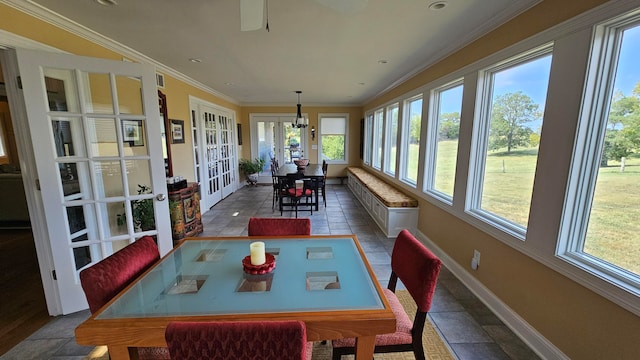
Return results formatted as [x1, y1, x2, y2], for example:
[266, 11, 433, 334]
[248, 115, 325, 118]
[240, 0, 369, 31]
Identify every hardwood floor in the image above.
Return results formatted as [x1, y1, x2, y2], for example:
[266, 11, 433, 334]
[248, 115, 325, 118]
[0, 228, 51, 356]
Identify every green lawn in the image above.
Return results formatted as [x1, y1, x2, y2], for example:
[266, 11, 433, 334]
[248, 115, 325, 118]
[405, 141, 640, 275]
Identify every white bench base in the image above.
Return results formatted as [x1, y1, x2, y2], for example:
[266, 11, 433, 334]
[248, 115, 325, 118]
[347, 172, 418, 238]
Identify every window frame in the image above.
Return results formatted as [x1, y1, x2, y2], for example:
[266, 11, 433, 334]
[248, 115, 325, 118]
[371, 108, 384, 170]
[363, 113, 373, 165]
[466, 44, 554, 240]
[383, 103, 399, 176]
[317, 113, 348, 165]
[558, 13, 640, 296]
[424, 79, 464, 204]
[399, 94, 423, 187]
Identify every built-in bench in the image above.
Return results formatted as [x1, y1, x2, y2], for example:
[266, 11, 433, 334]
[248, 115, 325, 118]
[347, 167, 418, 238]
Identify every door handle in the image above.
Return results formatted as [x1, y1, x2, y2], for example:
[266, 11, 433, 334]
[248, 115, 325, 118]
[156, 194, 166, 201]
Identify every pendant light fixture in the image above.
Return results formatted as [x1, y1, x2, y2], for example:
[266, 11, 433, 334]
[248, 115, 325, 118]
[292, 91, 308, 129]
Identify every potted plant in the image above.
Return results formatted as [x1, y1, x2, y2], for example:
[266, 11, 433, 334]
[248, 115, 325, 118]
[239, 158, 266, 185]
[116, 184, 155, 231]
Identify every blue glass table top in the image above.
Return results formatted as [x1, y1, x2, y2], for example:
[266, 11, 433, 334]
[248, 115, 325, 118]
[97, 236, 384, 319]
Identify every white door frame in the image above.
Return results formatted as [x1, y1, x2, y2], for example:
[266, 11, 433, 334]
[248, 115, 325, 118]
[249, 113, 308, 183]
[189, 96, 238, 212]
[0, 33, 68, 315]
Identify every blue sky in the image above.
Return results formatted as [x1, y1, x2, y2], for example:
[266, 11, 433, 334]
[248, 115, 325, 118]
[439, 24, 640, 125]
[615, 25, 640, 94]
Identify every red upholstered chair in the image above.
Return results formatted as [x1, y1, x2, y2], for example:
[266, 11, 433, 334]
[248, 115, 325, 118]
[248, 217, 311, 236]
[165, 320, 312, 360]
[79, 235, 169, 360]
[331, 229, 442, 360]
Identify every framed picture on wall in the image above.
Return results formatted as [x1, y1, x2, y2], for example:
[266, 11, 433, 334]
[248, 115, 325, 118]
[171, 119, 185, 144]
[122, 119, 144, 147]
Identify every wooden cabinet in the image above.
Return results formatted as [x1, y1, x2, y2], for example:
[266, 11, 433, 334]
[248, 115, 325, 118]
[169, 182, 203, 244]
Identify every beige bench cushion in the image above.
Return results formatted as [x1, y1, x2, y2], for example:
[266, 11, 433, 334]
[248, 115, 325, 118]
[347, 167, 418, 208]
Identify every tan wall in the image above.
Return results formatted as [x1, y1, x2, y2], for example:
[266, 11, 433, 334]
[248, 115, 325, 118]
[240, 105, 363, 178]
[364, 0, 640, 359]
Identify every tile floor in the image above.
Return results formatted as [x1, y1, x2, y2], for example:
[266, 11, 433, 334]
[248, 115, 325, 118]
[1, 184, 541, 360]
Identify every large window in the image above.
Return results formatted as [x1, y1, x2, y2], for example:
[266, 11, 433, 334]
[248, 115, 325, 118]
[384, 103, 398, 176]
[560, 18, 640, 287]
[318, 114, 348, 163]
[363, 113, 373, 165]
[468, 46, 552, 234]
[372, 109, 384, 170]
[401, 96, 422, 185]
[425, 80, 463, 201]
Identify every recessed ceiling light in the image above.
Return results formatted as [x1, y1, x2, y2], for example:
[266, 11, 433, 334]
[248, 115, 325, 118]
[428, 1, 447, 10]
[189, 58, 202, 63]
[224, 82, 234, 86]
[94, 0, 117, 6]
[377, 60, 388, 64]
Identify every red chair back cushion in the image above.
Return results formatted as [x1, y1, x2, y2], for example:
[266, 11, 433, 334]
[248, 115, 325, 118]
[248, 217, 311, 236]
[391, 229, 442, 312]
[165, 320, 308, 360]
[79, 236, 160, 313]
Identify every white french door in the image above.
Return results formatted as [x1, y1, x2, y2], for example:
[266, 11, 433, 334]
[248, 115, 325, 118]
[9, 48, 171, 314]
[191, 100, 236, 211]
[250, 114, 307, 183]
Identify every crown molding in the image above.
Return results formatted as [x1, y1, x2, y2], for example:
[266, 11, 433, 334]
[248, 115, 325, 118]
[371, 0, 543, 102]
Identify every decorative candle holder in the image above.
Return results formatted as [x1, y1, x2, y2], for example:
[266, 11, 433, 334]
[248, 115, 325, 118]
[242, 253, 276, 275]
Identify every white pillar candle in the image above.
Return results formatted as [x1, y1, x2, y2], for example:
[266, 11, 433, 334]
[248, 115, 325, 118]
[250, 241, 266, 265]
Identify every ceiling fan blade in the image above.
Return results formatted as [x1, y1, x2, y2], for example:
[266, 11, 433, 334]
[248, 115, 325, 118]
[240, 0, 264, 31]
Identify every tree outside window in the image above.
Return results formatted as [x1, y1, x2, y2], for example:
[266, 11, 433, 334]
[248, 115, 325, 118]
[470, 49, 552, 230]
[319, 114, 348, 163]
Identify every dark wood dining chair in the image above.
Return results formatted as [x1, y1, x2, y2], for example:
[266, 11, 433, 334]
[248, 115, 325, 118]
[165, 320, 312, 360]
[319, 160, 328, 207]
[271, 163, 280, 210]
[248, 217, 311, 236]
[279, 172, 314, 218]
[331, 229, 442, 360]
[79, 236, 169, 360]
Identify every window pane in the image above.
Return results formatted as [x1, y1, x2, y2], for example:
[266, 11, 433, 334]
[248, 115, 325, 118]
[321, 135, 345, 161]
[585, 25, 640, 275]
[430, 83, 463, 198]
[320, 116, 347, 162]
[384, 104, 398, 176]
[479, 53, 551, 228]
[364, 114, 373, 165]
[372, 109, 383, 170]
[403, 97, 422, 184]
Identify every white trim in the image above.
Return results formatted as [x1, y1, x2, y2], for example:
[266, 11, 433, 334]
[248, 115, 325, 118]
[373, 0, 543, 102]
[416, 230, 569, 360]
[1, 0, 238, 105]
[188, 95, 239, 209]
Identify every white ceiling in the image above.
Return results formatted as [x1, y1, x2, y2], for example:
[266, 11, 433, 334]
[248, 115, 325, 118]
[18, 0, 539, 106]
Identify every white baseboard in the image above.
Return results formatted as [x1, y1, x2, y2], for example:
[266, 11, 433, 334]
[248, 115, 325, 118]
[416, 230, 569, 360]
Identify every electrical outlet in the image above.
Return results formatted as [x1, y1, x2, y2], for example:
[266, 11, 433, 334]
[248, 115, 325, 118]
[471, 250, 480, 270]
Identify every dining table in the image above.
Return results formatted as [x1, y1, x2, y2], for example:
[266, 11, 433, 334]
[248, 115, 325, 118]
[75, 235, 396, 359]
[275, 163, 325, 210]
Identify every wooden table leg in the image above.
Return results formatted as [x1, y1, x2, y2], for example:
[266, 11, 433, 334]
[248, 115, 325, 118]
[354, 335, 375, 360]
[107, 345, 138, 360]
